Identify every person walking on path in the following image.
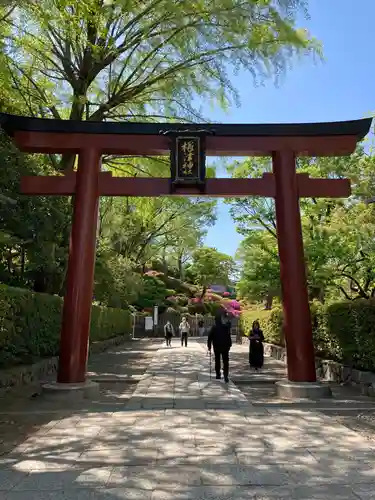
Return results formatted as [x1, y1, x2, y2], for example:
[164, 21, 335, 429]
[198, 319, 205, 337]
[164, 321, 174, 347]
[249, 320, 264, 370]
[207, 311, 232, 383]
[179, 317, 190, 347]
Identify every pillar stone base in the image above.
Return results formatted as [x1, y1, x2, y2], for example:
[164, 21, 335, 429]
[42, 380, 100, 402]
[276, 380, 332, 399]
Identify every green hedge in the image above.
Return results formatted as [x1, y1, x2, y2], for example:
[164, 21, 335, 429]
[240, 309, 274, 338]
[0, 284, 132, 368]
[242, 299, 375, 372]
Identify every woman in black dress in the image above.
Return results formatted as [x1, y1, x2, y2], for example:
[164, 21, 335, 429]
[249, 320, 264, 370]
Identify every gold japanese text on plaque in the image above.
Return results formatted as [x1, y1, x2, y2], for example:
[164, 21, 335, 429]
[176, 137, 200, 179]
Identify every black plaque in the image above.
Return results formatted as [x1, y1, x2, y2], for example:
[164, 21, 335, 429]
[176, 136, 200, 180]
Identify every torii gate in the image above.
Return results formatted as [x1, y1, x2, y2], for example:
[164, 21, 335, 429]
[0, 114, 371, 398]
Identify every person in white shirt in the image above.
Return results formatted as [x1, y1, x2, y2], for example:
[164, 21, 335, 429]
[179, 317, 190, 347]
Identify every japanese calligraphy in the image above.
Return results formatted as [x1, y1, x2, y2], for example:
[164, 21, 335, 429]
[180, 140, 196, 176]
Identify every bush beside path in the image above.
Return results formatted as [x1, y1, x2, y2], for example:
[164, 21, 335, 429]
[241, 299, 375, 373]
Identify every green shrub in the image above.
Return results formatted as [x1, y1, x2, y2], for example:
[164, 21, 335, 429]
[264, 307, 284, 344]
[0, 284, 131, 368]
[175, 295, 189, 306]
[156, 273, 198, 296]
[204, 302, 224, 317]
[246, 299, 375, 372]
[240, 309, 273, 337]
[324, 299, 375, 371]
[188, 302, 206, 315]
[136, 275, 168, 309]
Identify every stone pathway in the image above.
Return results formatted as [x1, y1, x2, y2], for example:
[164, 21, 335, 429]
[0, 339, 375, 498]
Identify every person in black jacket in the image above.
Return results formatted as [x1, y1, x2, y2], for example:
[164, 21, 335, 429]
[207, 311, 232, 383]
[249, 320, 264, 370]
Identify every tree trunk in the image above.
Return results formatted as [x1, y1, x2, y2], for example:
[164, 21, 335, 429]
[33, 270, 47, 293]
[178, 254, 183, 280]
[264, 292, 273, 310]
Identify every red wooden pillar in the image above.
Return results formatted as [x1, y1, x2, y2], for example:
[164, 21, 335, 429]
[57, 149, 101, 384]
[272, 150, 316, 382]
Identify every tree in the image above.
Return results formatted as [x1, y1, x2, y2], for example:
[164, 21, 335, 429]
[0, 133, 71, 293]
[3, 0, 315, 170]
[186, 246, 235, 298]
[229, 146, 375, 305]
[98, 194, 216, 267]
[236, 231, 280, 309]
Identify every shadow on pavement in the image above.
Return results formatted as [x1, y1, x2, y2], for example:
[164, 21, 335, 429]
[0, 339, 374, 498]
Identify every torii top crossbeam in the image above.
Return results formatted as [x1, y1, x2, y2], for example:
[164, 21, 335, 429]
[0, 113, 371, 156]
[0, 112, 372, 395]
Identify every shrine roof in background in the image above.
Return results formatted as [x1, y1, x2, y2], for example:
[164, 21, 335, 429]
[0, 113, 372, 157]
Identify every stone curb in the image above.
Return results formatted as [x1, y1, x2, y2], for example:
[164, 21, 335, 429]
[263, 342, 375, 398]
[0, 334, 131, 390]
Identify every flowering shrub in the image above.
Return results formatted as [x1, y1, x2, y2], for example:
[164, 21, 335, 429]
[220, 298, 241, 318]
[144, 270, 162, 277]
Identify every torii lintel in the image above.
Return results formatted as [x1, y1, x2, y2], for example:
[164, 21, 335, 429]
[20, 172, 351, 198]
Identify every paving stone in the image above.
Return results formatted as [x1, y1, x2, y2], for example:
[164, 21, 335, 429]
[236, 449, 317, 467]
[200, 463, 293, 486]
[151, 486, 256, 500]
[157, 454, 238, 467]
[251, 484, 358, 499]
[13, 467, 112, 490]
[157, 443, 197, 459]
[11, 458, 82, 472]
[352, 484, 375, 499]
[78, 447, 159, 465]
[43, 426, 102, 438]
[0, 470, 28, 491]
[6, 488, 152, 500]
[107, 465, 202, 489]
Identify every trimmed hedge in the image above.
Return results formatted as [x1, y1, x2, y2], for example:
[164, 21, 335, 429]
[242, 299, 375, 372]
[0, 284, 132, 368]
[240, 309, 273, 338]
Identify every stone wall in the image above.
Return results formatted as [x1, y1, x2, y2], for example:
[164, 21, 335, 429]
[0, 334, 131, 390]
[264, 342, 375, 397]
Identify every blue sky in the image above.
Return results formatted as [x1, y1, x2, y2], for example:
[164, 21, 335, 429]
[203, 0, 375, 257]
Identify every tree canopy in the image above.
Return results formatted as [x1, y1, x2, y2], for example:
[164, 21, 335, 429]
[230, 146, 375, 307]
[0, 0, 317, 314]
[186, 247, 235, 297]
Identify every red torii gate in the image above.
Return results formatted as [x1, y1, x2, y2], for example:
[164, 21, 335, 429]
[0, 114, 371, 397]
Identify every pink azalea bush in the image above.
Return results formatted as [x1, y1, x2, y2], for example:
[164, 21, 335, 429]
[229, 300, 241, 310]
[221, 298, 241, 318]
[144, 270, 162, 277]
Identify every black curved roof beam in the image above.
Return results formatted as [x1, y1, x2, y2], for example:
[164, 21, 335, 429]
[0, 113, 372, 157]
